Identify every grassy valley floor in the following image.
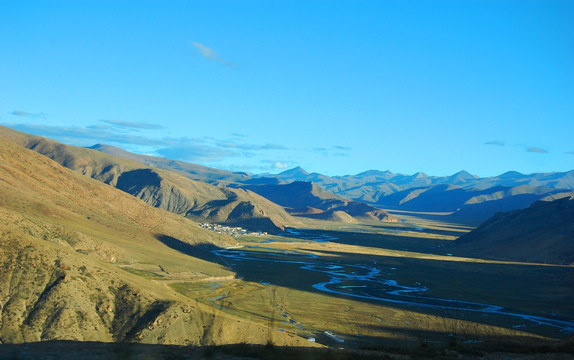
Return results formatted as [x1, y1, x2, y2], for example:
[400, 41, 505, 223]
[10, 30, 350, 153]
[148, 215, 574, 350]
[1, 213, 573, 358]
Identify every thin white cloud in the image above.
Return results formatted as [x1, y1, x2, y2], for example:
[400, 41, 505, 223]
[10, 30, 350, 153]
[99, 119, 164, 130]
[191, 42, 236, 66]
[216, 141, 287, 151]
[273, 162, 289, 169]
[10, 110, 48, 119]
[527, 147, 548, 154]
[484, 140, 505, 146]
[312, 145, 351, 157]
[262, 160, 289, 170]
[4, 123, 171, 147]
[156, 143, 236, 162]
[2, 121, 286, 164]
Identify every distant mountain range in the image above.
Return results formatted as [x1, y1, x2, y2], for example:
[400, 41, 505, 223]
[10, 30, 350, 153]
[86, 141, 574, 224]
[86, 142, 574, 198]
[3, 125, 573, 228]
[88, 144, 574, 196]
[269, 168, 574, 223]
[240, 181, 396, 223]
[262, 166, 574, 201]
[0, 126, 396, 231]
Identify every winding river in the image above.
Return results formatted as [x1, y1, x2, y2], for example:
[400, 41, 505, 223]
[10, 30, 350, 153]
[213, 232, 574, 334]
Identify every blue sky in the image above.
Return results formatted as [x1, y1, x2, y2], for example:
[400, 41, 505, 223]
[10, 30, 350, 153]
[1, 0, 573, 177]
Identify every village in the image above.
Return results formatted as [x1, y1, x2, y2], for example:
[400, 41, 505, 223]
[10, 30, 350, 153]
[199, 223, 268, 237]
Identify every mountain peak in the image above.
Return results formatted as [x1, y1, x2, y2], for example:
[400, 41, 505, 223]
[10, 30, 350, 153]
[355, 169, 395, 179]
[450, 170, 477, 180]
[88, 143, 105, 149]
[87, 143, 139, 159]
[498, 171, 525, 179]
[411, 172, 428, 178]
[279, 166, 309, 177]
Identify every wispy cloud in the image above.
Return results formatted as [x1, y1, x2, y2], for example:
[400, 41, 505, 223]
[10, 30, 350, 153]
[262, 160, 290, 170]
[156, 143, 236, 162]
[2, 121, 286, 164]
[527, 147, 548, 154]
[191, 42, 236, 66]
[5, 123, 170, 147]
[216, 141, 287, 151]
[313, 145, 351, 157]
[99, 119, 164, 130]
[484, 140, 505, 146]
[10, 110, 48, 119]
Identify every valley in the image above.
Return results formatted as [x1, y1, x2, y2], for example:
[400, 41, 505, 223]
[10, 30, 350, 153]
[1, 128, 573, 358]
[161, 217, 574, 349]
[3, 1, 574, 357]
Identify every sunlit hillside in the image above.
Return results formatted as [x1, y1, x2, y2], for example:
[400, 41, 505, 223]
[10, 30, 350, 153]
[0, 137, 313, 347]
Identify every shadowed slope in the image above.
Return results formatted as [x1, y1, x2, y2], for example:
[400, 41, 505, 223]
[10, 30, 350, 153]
[89, 143, 249, 185]
[375, 184, 563, 224]
[451, 196, 574, 265]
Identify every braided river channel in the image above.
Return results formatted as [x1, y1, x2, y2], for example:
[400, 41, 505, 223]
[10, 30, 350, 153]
[213, 229, 574, 338]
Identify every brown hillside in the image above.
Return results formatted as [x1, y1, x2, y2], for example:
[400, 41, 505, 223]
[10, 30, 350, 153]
[320, 210, 358, 223]
[0, 138, 312, 347]
[0, 126, 298, 233]
[451, 196, 574, 265]
[242, 181, 397, 223]
[89, 143, 249, 185]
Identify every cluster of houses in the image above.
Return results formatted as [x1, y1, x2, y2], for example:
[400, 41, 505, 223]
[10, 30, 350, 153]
[199, 223, 268, 237]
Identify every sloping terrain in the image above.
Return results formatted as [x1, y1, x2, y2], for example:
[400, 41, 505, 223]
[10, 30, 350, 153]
[240, 181, 397, 223]
[83, 142, 574, 218]
[85, 142, 574, 201]
[375, 184, 562, 223]
[451, 196, 574, 265]
[5, 126, 571, 230]
[266, 167, 574, 196]
[0, 138, 310, 346]
[89, 144, 249, 185]
[254, 167, 574, 208]
[86, 147, 397, 224]
[0, 126, 297, 233]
